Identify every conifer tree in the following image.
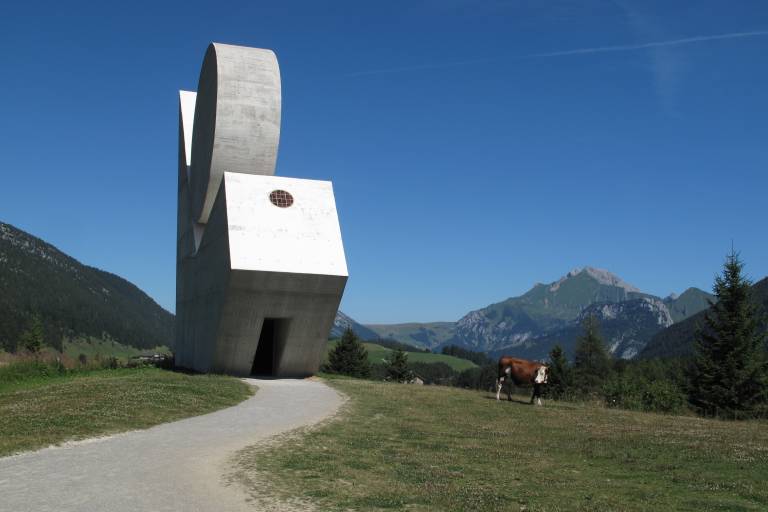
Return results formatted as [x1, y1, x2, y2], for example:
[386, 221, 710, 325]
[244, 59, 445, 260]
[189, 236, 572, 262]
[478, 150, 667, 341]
[326, 328, 371, 378]
[573, 315, 612, 394]
[688, 251, 768, 419]
[19, 314, 44, 354]
[546, 344, 571, 399]
[384, 348, 414, 383]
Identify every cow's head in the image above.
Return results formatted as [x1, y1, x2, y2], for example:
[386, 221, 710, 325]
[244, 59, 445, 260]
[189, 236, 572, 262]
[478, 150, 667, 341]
[534, 365, 549, 384]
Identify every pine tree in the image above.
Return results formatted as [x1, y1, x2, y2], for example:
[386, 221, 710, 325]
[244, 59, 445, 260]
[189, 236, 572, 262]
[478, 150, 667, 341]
[19, 314, 44, 354]
[546, 344, 571, 399]
[688, 251, 768, 419]
[573, 315, 612, 394]
[384, 348, 414, 383]
[326, 328, 371, 378]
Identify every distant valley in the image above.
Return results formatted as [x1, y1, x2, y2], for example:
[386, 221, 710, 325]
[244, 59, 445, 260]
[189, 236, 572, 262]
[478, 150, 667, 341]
[337, 267, 715, 360]
[360, 322, 455, 348]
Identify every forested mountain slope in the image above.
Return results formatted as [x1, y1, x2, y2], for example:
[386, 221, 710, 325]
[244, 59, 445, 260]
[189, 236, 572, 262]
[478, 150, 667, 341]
[0, 222, 173, 352]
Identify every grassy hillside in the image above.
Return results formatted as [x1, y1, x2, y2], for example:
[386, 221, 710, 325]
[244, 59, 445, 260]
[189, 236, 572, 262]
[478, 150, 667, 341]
[0, 366, 252, 456]
[3, 338, 169, 365]
[365, 322, 456, 349]
[235, 378, 768, 511]
[325, 340, 477, 372]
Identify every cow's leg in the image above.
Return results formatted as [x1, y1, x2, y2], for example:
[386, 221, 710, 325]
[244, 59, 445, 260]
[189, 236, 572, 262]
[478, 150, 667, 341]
[496, 378, 503, 401]
[504, 368, 513, 401]
[531, 384, 543, 406]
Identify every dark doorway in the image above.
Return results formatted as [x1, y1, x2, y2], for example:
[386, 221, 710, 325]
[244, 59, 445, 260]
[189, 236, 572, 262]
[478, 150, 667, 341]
[251, 318, 291, 376]
[251, 318, 276, 375]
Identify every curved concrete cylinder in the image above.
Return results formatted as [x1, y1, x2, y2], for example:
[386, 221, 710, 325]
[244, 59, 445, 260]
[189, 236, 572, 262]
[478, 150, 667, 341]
[190, 43, 281, 224]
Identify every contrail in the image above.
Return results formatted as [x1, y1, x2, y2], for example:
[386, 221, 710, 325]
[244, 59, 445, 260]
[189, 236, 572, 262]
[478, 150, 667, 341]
[346, 30, 768, 77]
[523, 30, 768, 58]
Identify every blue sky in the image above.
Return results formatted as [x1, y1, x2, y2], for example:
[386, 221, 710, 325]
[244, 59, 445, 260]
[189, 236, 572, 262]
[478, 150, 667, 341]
[1, 1, 767, 323]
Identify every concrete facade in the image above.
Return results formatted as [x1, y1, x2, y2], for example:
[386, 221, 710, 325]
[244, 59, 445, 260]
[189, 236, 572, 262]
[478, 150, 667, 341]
[175, 43, 347, 377]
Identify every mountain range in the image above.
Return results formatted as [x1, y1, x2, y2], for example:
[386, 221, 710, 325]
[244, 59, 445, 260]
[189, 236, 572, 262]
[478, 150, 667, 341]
[1, 220, 742, 362]
[0, 222, 174, 352]
[341, 267, 715, 360]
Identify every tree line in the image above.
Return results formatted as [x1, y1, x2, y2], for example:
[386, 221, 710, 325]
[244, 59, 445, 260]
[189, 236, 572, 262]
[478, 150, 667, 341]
[325, 330, 416, 383]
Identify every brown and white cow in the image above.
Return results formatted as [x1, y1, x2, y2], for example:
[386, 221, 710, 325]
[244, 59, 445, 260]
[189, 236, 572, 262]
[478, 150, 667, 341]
[496, 356, 549, 405]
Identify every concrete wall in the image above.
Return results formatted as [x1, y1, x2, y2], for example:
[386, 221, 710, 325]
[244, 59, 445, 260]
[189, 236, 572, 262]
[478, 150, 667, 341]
[174, 43, 347, 378]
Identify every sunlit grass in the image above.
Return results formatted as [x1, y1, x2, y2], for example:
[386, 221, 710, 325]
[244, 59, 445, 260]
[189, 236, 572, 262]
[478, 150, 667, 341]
[0, 367, 253, 457]
[62, 337, 170, 360]
[237, 377, 768, 511]
[326, 340, 477, 371]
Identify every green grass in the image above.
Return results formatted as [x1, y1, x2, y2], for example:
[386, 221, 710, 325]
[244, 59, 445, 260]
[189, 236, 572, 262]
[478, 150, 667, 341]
[0, 366, 253, 457]
[236, 378, 768, 511]
[326, 340, 477, 372]
[61, 337, 170, 360]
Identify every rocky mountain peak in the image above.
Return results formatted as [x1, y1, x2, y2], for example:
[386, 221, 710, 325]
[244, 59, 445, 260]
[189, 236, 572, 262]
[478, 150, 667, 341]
[331, 311, 378, 340]
[333, 311, 356, 331]
[343, 264, 715, 360]
[0, 222, 78, 275]
[580, 297, 674, 329]
[549, 266, 641, 294]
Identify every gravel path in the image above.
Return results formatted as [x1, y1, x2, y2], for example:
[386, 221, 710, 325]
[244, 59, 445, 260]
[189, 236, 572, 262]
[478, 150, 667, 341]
[0, 378, 343, 512]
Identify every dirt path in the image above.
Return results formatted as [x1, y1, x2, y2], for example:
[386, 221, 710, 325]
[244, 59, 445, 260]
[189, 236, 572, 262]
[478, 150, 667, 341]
[0, 378, 343, 512]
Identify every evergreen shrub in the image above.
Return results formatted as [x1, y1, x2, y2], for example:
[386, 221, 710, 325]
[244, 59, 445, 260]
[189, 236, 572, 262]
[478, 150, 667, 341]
[641, 380, 686, 414]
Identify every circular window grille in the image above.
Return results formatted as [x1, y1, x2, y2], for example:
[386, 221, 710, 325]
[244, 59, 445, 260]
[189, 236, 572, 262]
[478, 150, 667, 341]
[269, 189, 294, 208]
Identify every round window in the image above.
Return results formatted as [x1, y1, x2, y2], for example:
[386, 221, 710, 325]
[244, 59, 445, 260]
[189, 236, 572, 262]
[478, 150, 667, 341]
[269, 190, 294, 208]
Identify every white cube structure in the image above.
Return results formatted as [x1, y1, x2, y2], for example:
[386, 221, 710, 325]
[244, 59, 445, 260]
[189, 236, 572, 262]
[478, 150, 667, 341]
[175, 43, 348, 377]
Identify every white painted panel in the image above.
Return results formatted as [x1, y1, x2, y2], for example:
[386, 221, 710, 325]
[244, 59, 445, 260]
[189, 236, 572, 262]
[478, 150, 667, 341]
[224, 172, 348, 277]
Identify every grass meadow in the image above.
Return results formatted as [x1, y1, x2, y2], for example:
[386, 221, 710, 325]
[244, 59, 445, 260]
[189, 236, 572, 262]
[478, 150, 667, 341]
[61, 337, 170, 360]
[0, 364, 253, 457]
[325, 340, 477, 372]
[236, 377, 768, 512]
